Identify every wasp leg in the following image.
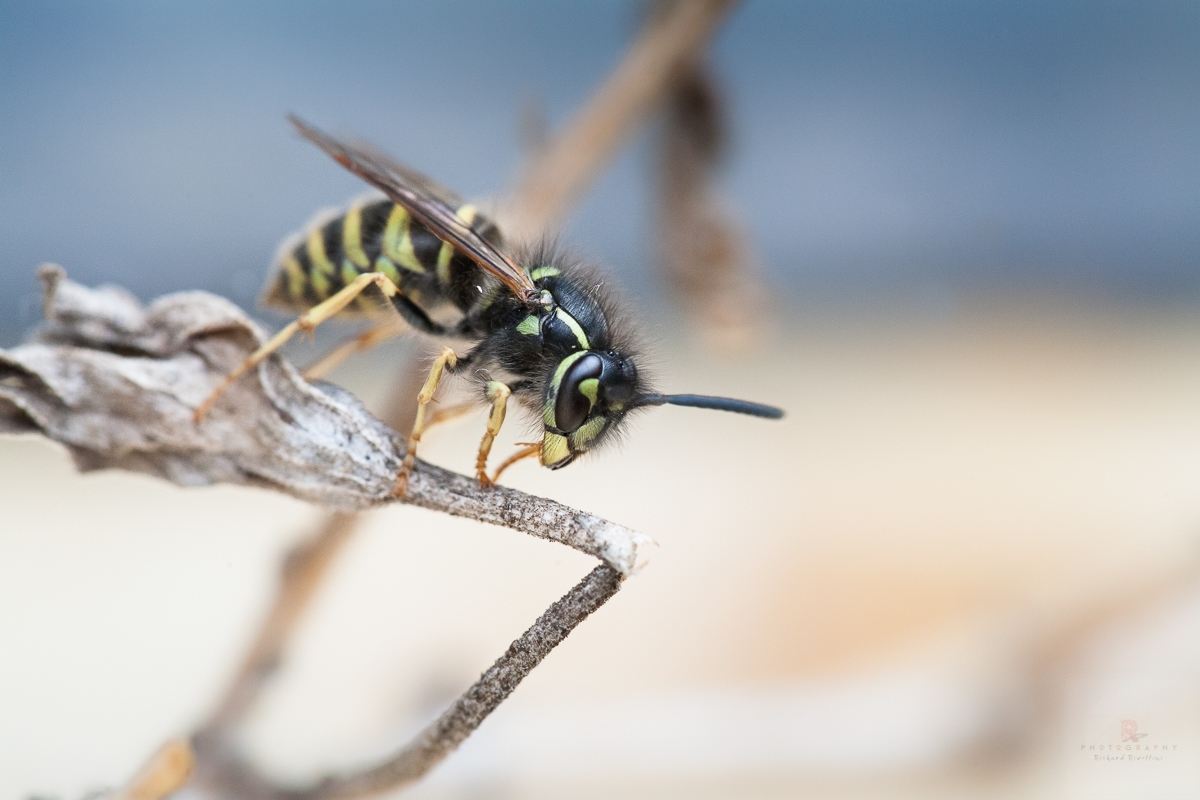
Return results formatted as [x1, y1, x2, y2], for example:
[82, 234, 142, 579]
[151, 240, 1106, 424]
[193, 272, 402, 423]
[475, 381, 512, 488]
[302, 319, 406, 381]
[426, 400, 479, 429]
[395, 346, 459, 496]
[489, 442, 541, 485]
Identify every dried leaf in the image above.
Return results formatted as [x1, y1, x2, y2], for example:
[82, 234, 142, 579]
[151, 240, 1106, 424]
[0, 266, 646, 573]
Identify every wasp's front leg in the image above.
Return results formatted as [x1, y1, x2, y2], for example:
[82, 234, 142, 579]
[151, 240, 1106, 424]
[394, 346, 459, 497]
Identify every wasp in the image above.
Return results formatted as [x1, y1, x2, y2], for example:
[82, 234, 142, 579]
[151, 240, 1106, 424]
[195, 116, 782, 494]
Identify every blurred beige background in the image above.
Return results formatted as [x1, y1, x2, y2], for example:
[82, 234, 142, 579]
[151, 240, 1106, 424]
[3, 297, 1199, 799]
[4, 1, 1200, 797]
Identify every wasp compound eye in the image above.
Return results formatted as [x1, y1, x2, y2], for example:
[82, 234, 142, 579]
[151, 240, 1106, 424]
[555, 352, 603, 433]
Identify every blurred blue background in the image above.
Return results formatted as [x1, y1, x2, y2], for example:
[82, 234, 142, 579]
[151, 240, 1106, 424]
[1, 0, 1198, 344]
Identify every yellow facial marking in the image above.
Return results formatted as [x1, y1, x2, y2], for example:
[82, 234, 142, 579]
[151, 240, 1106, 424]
[283, 255, 307, 300]
[570, 416, 606, 448]
[516, 315, 539, 336]
[541, 432, 570, 466]
[555, 308, 590, 350]
[342, 205, 371, 269]
[530, 266, 561, 281]
[578, 377, 599, 405]
[382, 205, 425, 273]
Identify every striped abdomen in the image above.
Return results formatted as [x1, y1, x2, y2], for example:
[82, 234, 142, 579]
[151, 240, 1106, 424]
[262, 197, 502, 316]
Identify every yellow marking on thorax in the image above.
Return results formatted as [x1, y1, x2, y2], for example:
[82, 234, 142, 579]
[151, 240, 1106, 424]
[342, 205, 372, 269]
[382, 205, 425, 273]
[516, 315, 539, 336]
[305, 229, 336, 298]
[555, 308, 590, 349]
[529, 266, 561, 281]
[283, 255, 307, 301]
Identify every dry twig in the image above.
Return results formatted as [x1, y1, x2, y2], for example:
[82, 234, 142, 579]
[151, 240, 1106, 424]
[0, 266, 645, 574]
[192, 564, 623, 800]
[656, 56, 765, 350]
[0, 268, 645, 799]
[196, 337, 437, 751]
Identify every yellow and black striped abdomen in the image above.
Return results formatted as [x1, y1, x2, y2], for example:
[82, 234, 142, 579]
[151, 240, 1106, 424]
[261, 198, 502, 317]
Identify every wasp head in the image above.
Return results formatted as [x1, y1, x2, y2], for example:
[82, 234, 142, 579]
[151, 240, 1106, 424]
[539, 349, 640, 468]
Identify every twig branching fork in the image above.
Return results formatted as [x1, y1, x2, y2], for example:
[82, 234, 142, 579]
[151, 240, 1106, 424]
[0, 266, 646, 799]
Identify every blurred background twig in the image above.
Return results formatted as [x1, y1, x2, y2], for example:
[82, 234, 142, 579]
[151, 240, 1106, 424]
[194, 565, 623, 800]
[504, 0, 738, 239]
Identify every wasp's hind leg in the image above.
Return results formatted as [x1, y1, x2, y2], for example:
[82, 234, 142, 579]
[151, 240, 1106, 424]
[193, 272, 402, 422]
[395, 346, 460, 496]
[474, 381, 511, 489]
[302, 319, 406, 381]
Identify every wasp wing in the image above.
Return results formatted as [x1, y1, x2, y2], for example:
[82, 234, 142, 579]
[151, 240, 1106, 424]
[289, 115, 539, 306]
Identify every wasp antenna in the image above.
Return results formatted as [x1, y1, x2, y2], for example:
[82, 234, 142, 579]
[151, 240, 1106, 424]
[636, 393, 784, 419]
